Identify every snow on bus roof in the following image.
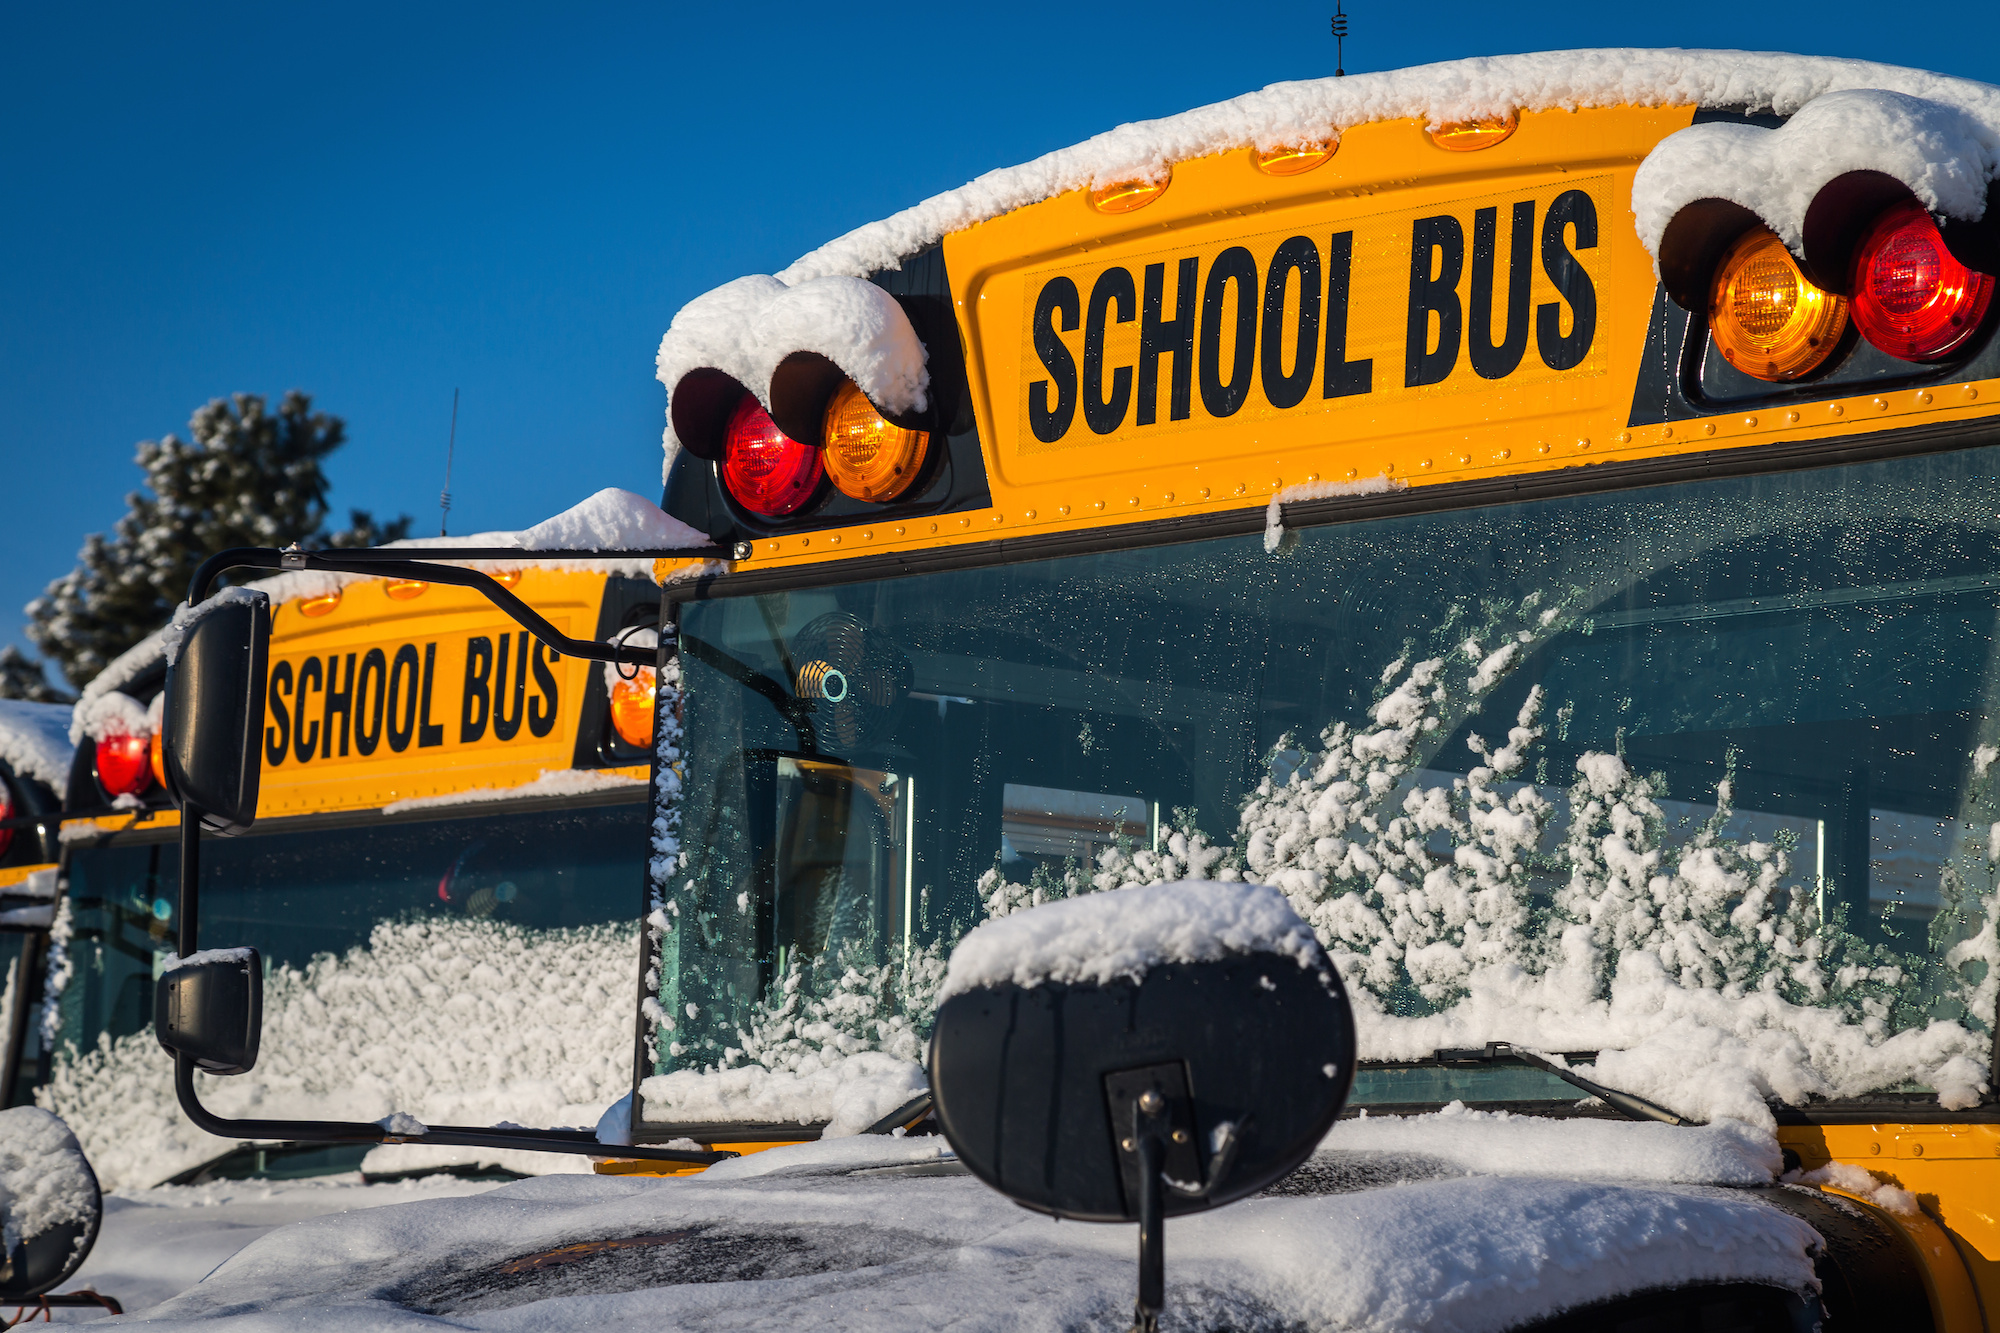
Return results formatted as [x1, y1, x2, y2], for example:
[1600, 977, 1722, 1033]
[69, 489, 711, 747]
[659, 49, 2000, 467]
[0, 698, 74, 789]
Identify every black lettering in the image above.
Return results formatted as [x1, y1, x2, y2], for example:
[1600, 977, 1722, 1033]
[1199, 246, 1258, 418]
[1137, 257, 1197, 425]
[1469, 201, 1534, 380]
[461, 636, 493, 743]
[1260, 236, 1322, 410]
[1081, 268, 1135, 435]
[321, 652, 355, 759]
[492, 633, 530, 742]
[1537, 189, 1598, 371]
[1027, 277, 1080, 442]
[418, 643, 446, 748]
[1405, 215, 1464, 388]
[265, 661, 292, 767]
[528, 640, 560, 739]
[293, 657, 322, 764]
[354, 648, 387, 756]
[387, 644, 421, 753]
[1323, 232, 1373, 398]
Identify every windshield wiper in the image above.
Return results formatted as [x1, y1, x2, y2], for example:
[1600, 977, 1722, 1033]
[1434, 1043, 1690, 1126]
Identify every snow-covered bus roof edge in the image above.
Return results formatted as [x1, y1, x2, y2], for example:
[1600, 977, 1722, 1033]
[69, 488, 707, 747]
[657, 50, 2000, 469]
[774, 49, 2000, 286]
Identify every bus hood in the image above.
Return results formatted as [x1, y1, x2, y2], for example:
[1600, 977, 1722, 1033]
[123, 1132, 1823, 1331]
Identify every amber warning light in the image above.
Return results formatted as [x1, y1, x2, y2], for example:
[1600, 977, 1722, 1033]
[1708, 228, 1848, 381]
[821, 381, 930, 503]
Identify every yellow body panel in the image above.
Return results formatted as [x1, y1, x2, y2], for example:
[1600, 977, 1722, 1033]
[712, 102, 1999, 574]
[0, 863, 55, 890]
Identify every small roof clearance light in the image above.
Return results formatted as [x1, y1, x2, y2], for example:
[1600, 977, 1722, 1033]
[298, 589, 341, 618]
[609, 668, 656, 748]
[721, 395, 823, 517]
[385, 579, 429, 601]
[1708, 228, 1850, 381]
[1850, 199, 1996, 362]
[1253, 143, 1337, 176]
[96, 732, 150, 799]
[821, 380, 932, 503]
[493, 569, 523, 588]
[1088, 170, 1170, 214]
[1428, 113, 1517, 152]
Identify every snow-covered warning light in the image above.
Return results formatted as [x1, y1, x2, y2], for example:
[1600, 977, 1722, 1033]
[1851, 199, 1995, 362]
[821, 380, 930, 503]
[95, 732, 151, 798]
[149, 730, 167, 790]
[721, 395, 823, 517]
[609, 668, 656, 747]
[1708, 228, 1848, 381]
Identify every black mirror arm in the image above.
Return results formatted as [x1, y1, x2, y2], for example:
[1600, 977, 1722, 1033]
[185, 544, 720, 667]
[171, 1056, 734, 1166]
[171, 545, 735, 1170]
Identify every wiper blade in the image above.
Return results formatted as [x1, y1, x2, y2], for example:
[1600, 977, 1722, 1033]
[1434, 1042, 1691, 1126]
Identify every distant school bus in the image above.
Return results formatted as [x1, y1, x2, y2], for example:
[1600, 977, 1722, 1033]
[18, 560, 664, 1184]
[150, 51, 2000, 1328]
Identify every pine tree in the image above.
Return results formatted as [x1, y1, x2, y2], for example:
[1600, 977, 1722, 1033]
[0, 645, 71, 703]
[26, 392, 412, 689]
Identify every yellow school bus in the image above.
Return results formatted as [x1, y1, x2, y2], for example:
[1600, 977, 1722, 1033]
[619, 51, 2000, 1331]
[140, 49, 2000, 1330]
[30, 557, 665, 1185]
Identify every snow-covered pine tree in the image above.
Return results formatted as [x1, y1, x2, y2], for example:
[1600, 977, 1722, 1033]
[26, 392, 411, 689]
[0, 645, 72, 703]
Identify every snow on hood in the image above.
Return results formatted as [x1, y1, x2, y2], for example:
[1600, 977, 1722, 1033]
[937, 879, 1326, 1001]
[1325, 1103, 1781, 1185]
[118, 1135, 1822, 1330]
[638, 1051, 926, 1139]
[659, 49, 2000, 468]
[0, 1106, 96, 1258]
[0, 698, 74, 788]
[67, 489, 711, 748]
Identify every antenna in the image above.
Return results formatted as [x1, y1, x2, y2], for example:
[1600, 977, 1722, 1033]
[439, 388, 458, 537]
[1330, 3, 1349, 77]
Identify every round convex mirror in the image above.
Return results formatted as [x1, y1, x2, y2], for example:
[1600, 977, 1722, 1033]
[0, 1107, 104, 1300]
[929, 880, 1355, 1221]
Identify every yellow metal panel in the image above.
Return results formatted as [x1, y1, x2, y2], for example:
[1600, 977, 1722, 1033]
[0, 863, 55, 890]
[1783, 1123, 2000, 1328]
[711, 103, 2000, 575]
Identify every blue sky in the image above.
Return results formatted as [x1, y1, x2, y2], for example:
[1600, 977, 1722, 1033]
[5, 1, 1998, 687]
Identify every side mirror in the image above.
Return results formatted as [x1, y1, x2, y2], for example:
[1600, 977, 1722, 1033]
[930, 882, 1354, 1331]
[162, 589, 270, 834]
[155, 948, 263, 1075]
[0, 1108, 104, 1301]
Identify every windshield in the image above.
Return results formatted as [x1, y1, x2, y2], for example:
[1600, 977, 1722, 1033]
[652, 443, 2000, 1128]
[41, 791, 647, 1186]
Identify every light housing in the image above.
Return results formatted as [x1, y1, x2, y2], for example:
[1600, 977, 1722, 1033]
[609, 668, 656, 748]
[297, 590, 340, 618]
[821, 381, 931, 503]
[1253, 143, 1336, 176]
[1850, 199, 1996, 362]
[385, 579, 428, 601]
[720, 395, 823, 517]
[1088, 172, 1170, 214]
[1708, 228, 1849, 381]
[95, 732, 151, 798]
[1429, 114, 1517, 152]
